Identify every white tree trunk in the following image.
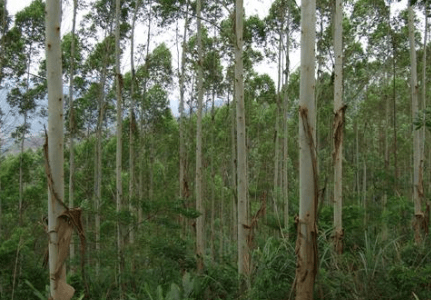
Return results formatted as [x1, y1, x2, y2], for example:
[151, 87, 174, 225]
[46, 0, 74, 298]
[129, 0, 140, 247]
[408, 3, 424, 243]
[283, 16, 290, 236]
[179, 0, 189, 201]
[195, 0, 205, 273]
[274, 33, 282, 230]
[115, 0, 124, 295]
[295, 0, 317, 297]
[230, 90, 237, 244]
[235, 0, 249, 281]
[333, 0, 344, 254]
[94, 44, 108, 277]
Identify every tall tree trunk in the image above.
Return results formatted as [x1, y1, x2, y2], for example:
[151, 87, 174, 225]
[195, 0, 205, 273]
[283, 14, 290, 236]
[333, 0, 344, 254]
[115, 0, 124, 294]
[408, 2, 424, 243]
[18, 113, 26, 226]
[363, 157, 367, 226]
[382, 73, 390, 241]
[46, 0, 74, 298]
[283, 13, 290, 238]
[210, 91, 216, 263]
[94, 42, 109, 277]
[235, 0, 249, 284]
[421, 3, 427, 214]
[129, 0, 140, 248]
[19, 43, 33, 226]
[68, 0, 78, 266]
[138, 1, 152, 229]
[355, 121, 360, 204]
[392, 36, 398, 188]
[230, 90, 237, 245]
[295, 0, 317, 297]
[179, 0, 190, 201]
[274, 32, 282, 230]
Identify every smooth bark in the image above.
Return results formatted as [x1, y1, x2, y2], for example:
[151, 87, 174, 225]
[283, 14, 290, 236]
[179, 0, 190, 201]
[235, 0, 249, 282]
[295, 0, 317, 297]
[129, 0, 141, 247]
[333, 0, 344, 254]
[195, 0, 205, 273]
[408, 3, 424, 243]
[115, 0, 124, 294]
[46, 0, 74, 298]
[94, 41, 109, 277]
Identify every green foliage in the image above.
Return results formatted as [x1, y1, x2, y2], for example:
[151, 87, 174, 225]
[250, 238, 295, 300]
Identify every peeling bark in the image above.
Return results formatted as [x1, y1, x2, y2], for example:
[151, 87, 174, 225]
[408, 3, 426, 243]
[45, 0, 72, 297]
[295, 107, 318, 299]
[295, 0, 317, 294]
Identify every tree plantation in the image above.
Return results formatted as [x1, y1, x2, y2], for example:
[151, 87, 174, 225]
[1, 0, 431, 298]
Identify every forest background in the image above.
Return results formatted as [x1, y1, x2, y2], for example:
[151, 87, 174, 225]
[1, 0, 431, 299]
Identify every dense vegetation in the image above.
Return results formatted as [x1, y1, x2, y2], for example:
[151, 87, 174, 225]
[0, 0, 431, 299]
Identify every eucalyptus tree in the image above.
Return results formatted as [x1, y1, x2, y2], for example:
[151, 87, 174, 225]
[421, 2, 427, 201]
[67, 0, 78, 263]
[219, 11, 266, 261]
[408, 0, 425, 243]
[295, 0, 317, 297]
[266, 0, 286, 229]
[333, 0, 344, 254]
[80, 0, 117, 274]
[46, 0, 74, 297]
[6, 0, 45, 226]
[153, 0, 190, 205]
[115, 0, 124, 293]
[128, 0, 142, 246]
[186, 21, 224, 262]
[234, 0, 249, 286]
[265, 0, 300, 234]
[204, 42, 224, 263]
[195, 0, 205, 273]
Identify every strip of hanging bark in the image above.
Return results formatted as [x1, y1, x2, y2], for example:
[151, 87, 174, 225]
[294, 216, 318, 280]
[334, 228, 344, 254]
[417, 165, 424, 199]
[43, 130, 68, 210]
[299, 107, 319, 220]
[332, 104, 347, 163]
[413, 165, 426, 243]
[294, 107, 319, 293]
[413, 213, 425, 244]
[43, 131, 87, 298]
